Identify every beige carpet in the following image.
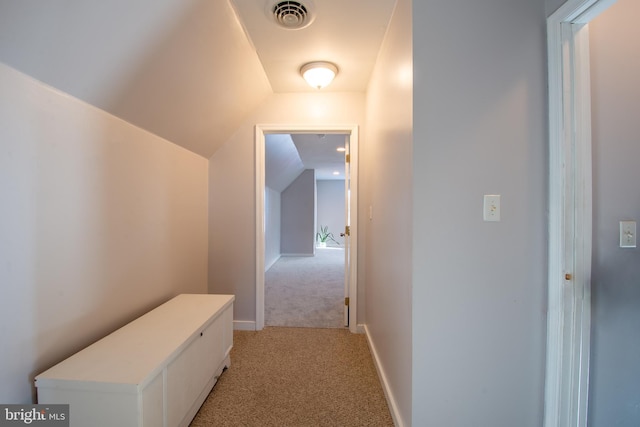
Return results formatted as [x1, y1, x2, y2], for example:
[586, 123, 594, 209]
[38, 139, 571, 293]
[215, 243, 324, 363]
[265, 247, 345, 328]
[190, 328, 394, 427]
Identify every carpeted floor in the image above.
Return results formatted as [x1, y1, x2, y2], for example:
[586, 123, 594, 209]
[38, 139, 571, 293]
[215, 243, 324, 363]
[265, 247, 345, 328]
[190, 327, 394, 427]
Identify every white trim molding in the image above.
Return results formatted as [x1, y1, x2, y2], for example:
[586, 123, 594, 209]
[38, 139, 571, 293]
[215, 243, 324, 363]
[233, 320, 257, 331]
[544, 1, 615, 425]
[364, 325, 404, 427]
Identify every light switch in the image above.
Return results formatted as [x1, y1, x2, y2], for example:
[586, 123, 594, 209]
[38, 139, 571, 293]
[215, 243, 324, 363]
[620, 221, 636, 248]
[483, 195, 500, 222]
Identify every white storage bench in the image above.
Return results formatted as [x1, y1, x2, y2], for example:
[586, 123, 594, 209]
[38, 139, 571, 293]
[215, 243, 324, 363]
[35, 293, 234, 427]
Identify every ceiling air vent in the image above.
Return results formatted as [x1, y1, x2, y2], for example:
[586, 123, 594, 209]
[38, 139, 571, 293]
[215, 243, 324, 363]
[271, 1, 314, 30]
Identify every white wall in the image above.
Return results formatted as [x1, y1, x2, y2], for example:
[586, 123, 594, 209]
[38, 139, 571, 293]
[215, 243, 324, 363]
[588, 1, 640, 424]
[412, 0, 547, 425]
[208, 92, 365, 323]
[316, 180, 345, 247]
[264, 186, 281, 271]
[281, 170, 316, 256]
[362, 0, 413, 424]
[0, 63, 209, 404]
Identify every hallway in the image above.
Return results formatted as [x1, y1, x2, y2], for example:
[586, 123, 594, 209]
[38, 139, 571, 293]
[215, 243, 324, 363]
[191, 327, 393, 426]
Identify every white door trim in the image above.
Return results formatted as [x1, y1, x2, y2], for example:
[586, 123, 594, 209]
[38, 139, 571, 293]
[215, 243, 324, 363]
[545, 1, 615, 425]
[255, 124, 359, 333]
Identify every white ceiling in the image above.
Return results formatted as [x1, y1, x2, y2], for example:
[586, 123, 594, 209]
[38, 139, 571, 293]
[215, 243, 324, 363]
[291, 133, 346, 180]
[265, 133, 346, 192]
[265, 134, 304, 192]
[230, 0, 397, 92]
[0, 0, 396, 158]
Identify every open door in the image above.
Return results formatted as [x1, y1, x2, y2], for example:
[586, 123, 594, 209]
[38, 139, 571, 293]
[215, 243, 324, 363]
[545, 1, 616, 425]
[341, 134, 351, 327]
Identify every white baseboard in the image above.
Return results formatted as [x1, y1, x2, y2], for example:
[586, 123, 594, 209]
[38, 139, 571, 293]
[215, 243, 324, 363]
[355, 323, 366, 334]
[280, 253, 314, 257]
[233, 320, 256, 331]
[364, 324, 404, 427]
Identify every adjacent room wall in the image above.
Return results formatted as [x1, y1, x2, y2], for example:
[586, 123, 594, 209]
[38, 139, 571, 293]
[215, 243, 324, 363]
[545, 0, 569, 15]
[412, 0, 547, 425]
[281, 170, 316, 256]
[0, 63, 209, 404]
[316, 180, 345, 247]
[362, 0, 413, 424]
[208, 91, 365, 323]
[588, 1, 640, 424]
[264, 186, 281, 271]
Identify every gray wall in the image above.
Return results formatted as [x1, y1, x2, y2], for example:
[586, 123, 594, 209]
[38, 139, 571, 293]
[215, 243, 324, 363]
[545, 0, 568, 16]
[316, 180, 345, 247]
[412, 0, 547, 425]
[265, 186, 281, 270]
[281, 170, 316, 255]
[588, 1, 640, 424]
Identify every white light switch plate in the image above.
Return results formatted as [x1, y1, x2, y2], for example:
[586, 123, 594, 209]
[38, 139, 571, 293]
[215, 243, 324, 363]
[620, 221, 636, 248]
[483, 195, 500, 222]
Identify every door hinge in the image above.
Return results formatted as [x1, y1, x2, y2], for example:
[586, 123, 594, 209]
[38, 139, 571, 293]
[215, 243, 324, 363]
[344, 225, 350, 236]
[345, 297, 350, 306]
[346, 153, 350, 163]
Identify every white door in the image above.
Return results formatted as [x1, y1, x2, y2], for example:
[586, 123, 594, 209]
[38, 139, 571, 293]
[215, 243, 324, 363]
[545, 1, 616, 425]
[341, 135, 351, 327]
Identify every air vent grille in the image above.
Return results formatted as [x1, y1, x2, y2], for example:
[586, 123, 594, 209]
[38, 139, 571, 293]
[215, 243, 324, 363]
[273, 1, 309, 29]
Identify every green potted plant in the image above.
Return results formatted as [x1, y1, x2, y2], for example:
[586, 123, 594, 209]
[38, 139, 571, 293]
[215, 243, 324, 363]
[316, 225, 339, 248]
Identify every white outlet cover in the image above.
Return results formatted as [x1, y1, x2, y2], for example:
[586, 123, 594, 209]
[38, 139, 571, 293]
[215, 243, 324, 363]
[620, 220, 636, 248]
[483, 195, 501, 222]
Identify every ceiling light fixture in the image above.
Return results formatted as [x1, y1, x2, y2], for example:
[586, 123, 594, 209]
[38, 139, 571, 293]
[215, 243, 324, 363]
[300, 61, 338, 89]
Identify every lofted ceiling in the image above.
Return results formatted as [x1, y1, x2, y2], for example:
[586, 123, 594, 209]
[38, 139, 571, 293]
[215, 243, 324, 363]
[265, 133, 346, 193]
[0, 0, 396, 158]
[291, 133, 347, 180]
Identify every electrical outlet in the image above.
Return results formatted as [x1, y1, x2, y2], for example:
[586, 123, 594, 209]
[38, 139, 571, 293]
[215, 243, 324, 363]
[620, 221, 636, 248]
[483, 195, 501, 222]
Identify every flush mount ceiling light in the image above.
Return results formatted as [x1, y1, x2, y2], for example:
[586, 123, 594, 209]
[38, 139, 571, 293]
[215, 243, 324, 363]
[300, 61, 338, 89]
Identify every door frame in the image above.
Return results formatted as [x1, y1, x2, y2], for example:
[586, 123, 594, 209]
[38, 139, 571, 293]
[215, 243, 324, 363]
[255, 124, 359, 333]
[545, 0, 615, 425]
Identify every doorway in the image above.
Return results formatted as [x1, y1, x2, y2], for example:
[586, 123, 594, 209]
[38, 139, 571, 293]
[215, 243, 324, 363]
[544, 0, 618, 425]
[255, 124, 359, 333]
[263, 133, 347, 328]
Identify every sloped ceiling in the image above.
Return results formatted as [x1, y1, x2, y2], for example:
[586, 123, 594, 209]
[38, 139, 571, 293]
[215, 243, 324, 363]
[265, 134, 304, 192]
[0, 0, 396, 158]
[291, 133, 346, 180]
[0, 0, 271, 158]
[266, 133, 346, 192]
